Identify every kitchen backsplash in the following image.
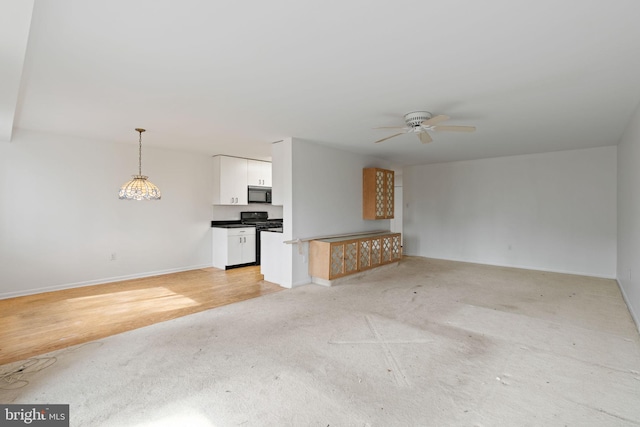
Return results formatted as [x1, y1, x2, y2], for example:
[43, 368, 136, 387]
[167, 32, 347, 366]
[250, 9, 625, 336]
[212, 203, 284, 220]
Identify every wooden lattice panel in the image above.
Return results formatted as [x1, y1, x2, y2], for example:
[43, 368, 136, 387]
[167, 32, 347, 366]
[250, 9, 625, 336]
[392, 235, 401, 259]
[371, 238, 381, 265]
[382, 236, 392, 262]
[359, 240, 371, 269]
[385, 170, 394, 218]
[375, 170, 385, 217]
[344, 242, 358, 274]
[330, 245, 344, 277]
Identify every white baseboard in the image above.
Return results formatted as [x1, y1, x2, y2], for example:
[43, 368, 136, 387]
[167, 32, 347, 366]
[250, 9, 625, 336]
[0, 264, 213, 300]
[616, 278, 640, 335]
[292, 277, 312, 288]
[403, 254, 616, 280]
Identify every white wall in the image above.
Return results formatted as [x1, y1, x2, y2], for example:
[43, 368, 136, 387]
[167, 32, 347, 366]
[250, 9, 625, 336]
[291, 140, 393, 286]
[403, 146, 617, 278]
[0, 130, 213, 298]
[274, 139, 391, 287]
[617, 103, 640, 329]
[269, 139, 294, 287]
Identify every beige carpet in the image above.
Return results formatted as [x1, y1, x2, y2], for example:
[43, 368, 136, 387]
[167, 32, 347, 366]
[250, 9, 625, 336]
[2, 257, 640, 426]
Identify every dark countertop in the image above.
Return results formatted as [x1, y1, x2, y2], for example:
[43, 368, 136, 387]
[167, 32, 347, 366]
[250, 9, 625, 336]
[211, 220, 256, 229]
[212, 224, 257, 229]
[211, 219, 282, 229]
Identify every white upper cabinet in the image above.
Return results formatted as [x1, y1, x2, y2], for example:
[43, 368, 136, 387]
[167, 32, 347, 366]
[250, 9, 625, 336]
[212, 155, 248, 205]
[247, 159, 272, 187]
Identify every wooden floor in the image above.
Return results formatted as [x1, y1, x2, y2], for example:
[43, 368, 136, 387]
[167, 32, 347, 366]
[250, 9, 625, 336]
[0, 266, 283, 366]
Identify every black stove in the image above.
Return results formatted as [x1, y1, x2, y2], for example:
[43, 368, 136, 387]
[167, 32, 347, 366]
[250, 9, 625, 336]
[240, 211, 283, 265]
[241, 211, 282, 228]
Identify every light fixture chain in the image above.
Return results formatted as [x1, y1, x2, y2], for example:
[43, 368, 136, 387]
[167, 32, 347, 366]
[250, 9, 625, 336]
[119, 127, 160, 200]
[138, 130, 142, 176]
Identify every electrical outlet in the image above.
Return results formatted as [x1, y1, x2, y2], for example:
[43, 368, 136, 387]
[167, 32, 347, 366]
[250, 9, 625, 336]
[110, 252, 117, 261]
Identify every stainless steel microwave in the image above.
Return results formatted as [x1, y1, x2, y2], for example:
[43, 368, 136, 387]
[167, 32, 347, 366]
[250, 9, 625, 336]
[248, 186, 272, 204]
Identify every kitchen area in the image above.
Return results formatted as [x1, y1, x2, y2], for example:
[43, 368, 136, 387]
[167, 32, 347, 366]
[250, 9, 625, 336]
[210, 148, 402, 290]
[210, 155, 285, 284]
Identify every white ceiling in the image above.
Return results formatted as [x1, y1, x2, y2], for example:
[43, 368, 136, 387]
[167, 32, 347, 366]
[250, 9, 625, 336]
[5, 0, 640, 165]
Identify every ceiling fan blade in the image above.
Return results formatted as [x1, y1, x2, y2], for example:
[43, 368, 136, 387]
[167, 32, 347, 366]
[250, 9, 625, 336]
[420, 115, 450, 126]
[374, 133, 404, 143]
[418, 132, 432, 144]
[373, 126, 405, 130]
[433, 125, 476, 132]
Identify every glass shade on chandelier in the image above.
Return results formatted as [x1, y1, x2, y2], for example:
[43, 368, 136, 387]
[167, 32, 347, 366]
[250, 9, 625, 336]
[118, 175, 161, 200]
[119, 128, 161, 200]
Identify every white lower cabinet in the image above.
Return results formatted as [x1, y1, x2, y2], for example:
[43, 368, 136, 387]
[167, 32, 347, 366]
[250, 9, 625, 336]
[212, 227, 256, 269]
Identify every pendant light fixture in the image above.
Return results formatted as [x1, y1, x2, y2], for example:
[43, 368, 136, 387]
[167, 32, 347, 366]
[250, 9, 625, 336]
[118, 128, 161, 200]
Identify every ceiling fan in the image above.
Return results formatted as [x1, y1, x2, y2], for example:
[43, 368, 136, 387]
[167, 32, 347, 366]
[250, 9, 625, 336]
[374, 111, 475, 144]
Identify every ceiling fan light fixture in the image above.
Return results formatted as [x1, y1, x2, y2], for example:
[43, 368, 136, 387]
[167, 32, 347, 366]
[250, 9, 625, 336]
[373, 110, 475, 144]
[118, 128, 161, 201]
[404, 111, 432, 128]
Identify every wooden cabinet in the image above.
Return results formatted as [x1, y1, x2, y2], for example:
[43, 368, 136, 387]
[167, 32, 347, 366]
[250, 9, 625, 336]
[212, 227, 256, 269]
[309, 232, 401, 282]
[213, 156, 248, 205]
[363, 168, 394, 219]
[247, 159, 272, 187]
